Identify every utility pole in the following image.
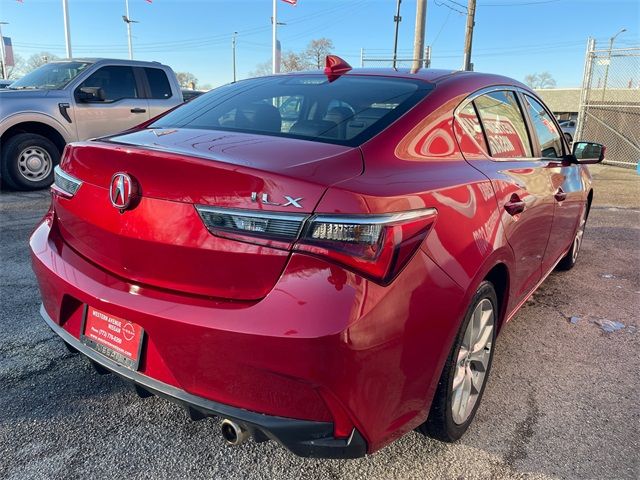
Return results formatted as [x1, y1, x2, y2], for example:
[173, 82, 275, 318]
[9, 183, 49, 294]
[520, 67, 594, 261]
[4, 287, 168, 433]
[123, 0, 138, 60]
[424, 46, 431, 68]
[602, 27, 626, 100]
[0, 22, 7, 79]
[462, 0, 476, 71]
[272, 0, 278, 74]
[232, 32, 237, 82]
[62, 0, 72, 58]
[392, 0, 402, 69]
[412, 0, 427, 71]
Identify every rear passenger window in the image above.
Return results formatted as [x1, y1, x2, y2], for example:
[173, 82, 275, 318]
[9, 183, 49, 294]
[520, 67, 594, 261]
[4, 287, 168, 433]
[523, 95, 563, 158]
[145, 68, 172, 99]
[457, 102, 488, 153]
[474, 91, 532, 159]
[78, 66, 138, 102]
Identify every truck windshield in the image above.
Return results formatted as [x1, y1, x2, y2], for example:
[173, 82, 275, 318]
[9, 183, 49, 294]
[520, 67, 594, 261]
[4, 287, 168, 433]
[8, 62, 91, 90]
[150, 75, 432, 147]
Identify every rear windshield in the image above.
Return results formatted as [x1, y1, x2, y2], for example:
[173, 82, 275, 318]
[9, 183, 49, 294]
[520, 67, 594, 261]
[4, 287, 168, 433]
[150, 75, 432, 146]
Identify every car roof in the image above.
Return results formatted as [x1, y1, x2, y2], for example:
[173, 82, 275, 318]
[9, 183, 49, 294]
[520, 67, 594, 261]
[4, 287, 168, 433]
[267, 67, 529, 90]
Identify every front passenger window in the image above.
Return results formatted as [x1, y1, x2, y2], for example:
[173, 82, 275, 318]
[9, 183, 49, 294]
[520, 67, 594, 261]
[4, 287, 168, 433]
[523, 95, 563, 158]
[78, 66, 139, 102]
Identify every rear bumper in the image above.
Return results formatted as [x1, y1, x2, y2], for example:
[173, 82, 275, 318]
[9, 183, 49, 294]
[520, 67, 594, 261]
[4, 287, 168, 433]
[30, 210, 466, 456]
[40, 305, 366, 459]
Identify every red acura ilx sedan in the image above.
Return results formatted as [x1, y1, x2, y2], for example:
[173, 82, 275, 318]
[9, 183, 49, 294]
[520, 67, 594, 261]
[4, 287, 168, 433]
[30, 56, 604, 458]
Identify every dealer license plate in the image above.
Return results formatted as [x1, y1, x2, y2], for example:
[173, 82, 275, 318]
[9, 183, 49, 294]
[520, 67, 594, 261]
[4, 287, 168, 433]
[81, 306, 144, 370]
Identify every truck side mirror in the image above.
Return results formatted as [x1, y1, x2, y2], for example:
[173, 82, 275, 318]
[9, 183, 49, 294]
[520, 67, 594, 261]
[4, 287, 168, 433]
[77, 86, 106, 103]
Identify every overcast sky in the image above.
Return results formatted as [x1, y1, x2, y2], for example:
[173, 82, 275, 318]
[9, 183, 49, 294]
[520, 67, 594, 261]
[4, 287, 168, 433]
[2, 0, 639, 88]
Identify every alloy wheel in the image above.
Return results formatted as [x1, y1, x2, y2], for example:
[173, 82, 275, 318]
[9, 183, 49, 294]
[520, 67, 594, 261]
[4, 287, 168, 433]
[572, 208, 587, 263]
[17, 146, 53, 182]
[451, 298, 495, 425]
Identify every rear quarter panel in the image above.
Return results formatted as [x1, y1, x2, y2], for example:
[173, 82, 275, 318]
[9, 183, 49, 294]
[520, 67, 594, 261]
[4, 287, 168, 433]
[314, 76, 516, 448]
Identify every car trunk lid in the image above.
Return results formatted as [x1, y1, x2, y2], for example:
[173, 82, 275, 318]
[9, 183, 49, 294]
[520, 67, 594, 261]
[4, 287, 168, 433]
[55, 129, 363, 300]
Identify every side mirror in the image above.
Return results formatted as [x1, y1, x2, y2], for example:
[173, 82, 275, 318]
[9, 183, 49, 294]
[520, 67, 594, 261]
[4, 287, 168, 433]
[572, 141, 605, 164]
[76, 86, 105, 102]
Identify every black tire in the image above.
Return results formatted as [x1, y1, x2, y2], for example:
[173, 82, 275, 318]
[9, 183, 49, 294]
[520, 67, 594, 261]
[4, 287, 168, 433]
[419, 281, 498, 442]
[1, 133, 60, 190]
[557, 203, 588, 271]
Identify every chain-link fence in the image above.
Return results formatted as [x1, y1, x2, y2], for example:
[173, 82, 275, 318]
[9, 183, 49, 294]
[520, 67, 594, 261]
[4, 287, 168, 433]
[576, 40, 640, 168]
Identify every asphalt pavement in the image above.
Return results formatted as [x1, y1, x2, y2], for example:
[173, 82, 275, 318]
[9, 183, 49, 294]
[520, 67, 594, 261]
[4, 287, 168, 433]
[0, 164, 638, 480]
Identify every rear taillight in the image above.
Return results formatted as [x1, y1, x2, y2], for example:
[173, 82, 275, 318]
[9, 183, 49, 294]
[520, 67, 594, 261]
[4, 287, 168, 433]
[52, 165, 82, 197]
[295, 209, 437, 284]
[195, 205, 437, 284]
[196, 206, 306, 247]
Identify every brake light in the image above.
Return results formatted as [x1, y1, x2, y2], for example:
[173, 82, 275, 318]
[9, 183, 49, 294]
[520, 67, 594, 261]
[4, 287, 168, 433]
[52, 165, 82, 197]
[195, 205, 306, 247]
[295, 209, 437, 284]
[195, 205, 437, 284]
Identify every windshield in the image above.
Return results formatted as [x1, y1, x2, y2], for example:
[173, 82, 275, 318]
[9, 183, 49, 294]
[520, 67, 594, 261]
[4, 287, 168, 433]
[150, 75, 432, 146]
[8, 62, 91, 90]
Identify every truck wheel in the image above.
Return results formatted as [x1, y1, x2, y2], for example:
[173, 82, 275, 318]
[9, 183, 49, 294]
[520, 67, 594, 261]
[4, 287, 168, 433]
[419, 281, 498, 442]
[1, 133, 60, 190]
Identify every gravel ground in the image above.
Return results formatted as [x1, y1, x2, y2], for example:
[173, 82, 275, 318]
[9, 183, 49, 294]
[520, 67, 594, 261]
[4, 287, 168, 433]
[0, 164, 638, 480]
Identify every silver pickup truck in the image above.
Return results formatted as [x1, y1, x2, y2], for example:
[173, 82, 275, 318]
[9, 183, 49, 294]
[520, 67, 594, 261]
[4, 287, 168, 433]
[0, 58, 183, 190]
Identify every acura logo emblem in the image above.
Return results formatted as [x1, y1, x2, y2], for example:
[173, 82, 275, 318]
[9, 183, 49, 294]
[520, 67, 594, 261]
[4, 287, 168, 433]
[109, 172, 137, 211]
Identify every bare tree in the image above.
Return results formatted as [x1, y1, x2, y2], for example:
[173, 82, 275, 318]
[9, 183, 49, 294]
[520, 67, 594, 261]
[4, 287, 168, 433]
[524, 73, 539, 88]
[304, 38, 334, 69]
[23, 52, 59, 74]
[524, 72, 557, 89]
[281, 52, 308, 72]
[537, 71, 556, 89]
[250, 37, 334, 78]
[176, 72, 198, 89]
[4, 54, 25, 79]
[249, 60, 272, 78]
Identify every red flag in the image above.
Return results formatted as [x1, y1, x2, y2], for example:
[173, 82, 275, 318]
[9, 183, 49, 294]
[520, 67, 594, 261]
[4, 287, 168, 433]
[281, 0, 297, 5]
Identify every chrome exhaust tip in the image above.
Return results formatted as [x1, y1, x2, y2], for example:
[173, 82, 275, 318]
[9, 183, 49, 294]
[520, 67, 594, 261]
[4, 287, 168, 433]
[221, 419, 250, 446]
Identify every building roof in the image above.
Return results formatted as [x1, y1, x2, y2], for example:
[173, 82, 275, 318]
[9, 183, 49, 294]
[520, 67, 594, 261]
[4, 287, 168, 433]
[535, 88, 581, 113]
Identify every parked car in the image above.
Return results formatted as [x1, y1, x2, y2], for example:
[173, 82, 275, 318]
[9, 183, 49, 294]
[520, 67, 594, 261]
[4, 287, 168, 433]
[0, 79, 14, 89]
[181, 88, 205, 102]
[31, 56, 604, 458]
[0, 58, 183, 190]
[559, 119, 576, 143]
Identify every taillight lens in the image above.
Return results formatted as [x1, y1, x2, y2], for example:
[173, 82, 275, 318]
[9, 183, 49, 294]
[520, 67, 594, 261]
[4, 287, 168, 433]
[196, 206, 306, 247]
[195, 205, 437, 284]
[295, 209, 437, 284]
[52, 165, 82, 197]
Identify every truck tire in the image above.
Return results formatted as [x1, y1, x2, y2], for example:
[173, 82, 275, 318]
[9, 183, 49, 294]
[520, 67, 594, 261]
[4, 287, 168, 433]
[1, 133, 60, 190]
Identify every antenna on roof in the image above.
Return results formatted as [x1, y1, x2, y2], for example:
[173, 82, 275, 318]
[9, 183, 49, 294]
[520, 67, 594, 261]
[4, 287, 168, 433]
[324, 55, 352, 82]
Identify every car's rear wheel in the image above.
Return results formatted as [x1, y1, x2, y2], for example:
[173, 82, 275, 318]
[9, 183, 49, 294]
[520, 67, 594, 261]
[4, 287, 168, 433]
[557, 204, 587, 271]
[1, 133, 59, 190]
[419, 281, 497, 442]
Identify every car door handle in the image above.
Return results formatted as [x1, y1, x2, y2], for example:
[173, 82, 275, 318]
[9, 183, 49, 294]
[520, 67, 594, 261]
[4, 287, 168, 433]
[130, 108, 147, 114]
[504, 194, 526, 216]
[554, 188, 567, 202]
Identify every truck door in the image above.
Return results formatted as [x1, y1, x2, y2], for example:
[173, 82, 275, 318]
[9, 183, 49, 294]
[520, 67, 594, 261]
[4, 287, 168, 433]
[73, 65, 150, 140]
